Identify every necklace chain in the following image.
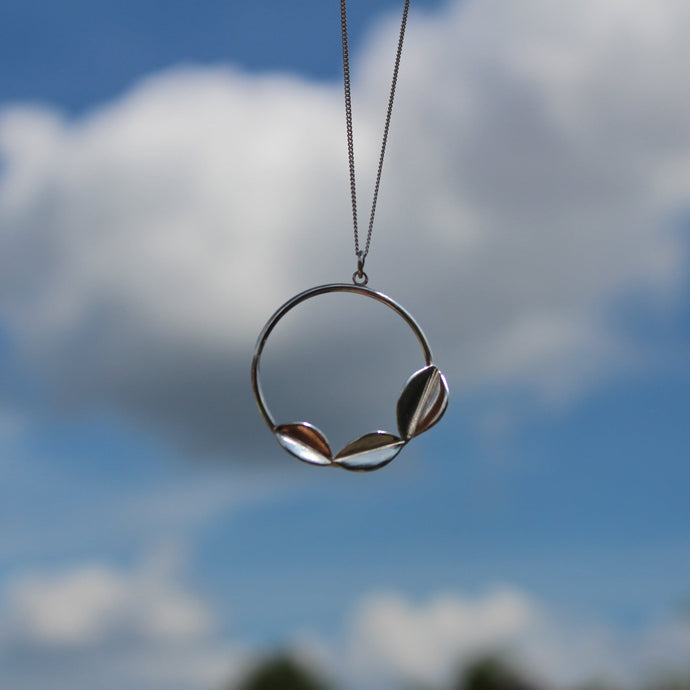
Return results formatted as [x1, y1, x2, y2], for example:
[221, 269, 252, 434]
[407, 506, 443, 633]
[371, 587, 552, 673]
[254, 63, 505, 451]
[340, 0, 410, 284]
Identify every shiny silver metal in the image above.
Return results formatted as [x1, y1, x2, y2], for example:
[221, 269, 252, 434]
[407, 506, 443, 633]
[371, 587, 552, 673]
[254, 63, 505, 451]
[341, 0, 410, 277]
[251, 283, 449, 471]
[352, 270, 369, 286]
[352, 251, 368, 285]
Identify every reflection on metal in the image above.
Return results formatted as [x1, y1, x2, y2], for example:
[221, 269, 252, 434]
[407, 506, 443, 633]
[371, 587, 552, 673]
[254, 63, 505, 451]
[334, 431, 405, 471]
[397, 365, 449, 440]
[275, 423, 332, 466]
[251, 283, 449, 472]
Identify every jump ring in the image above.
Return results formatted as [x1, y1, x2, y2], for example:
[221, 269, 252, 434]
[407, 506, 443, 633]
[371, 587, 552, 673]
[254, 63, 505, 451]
[352, 270, 369, 285]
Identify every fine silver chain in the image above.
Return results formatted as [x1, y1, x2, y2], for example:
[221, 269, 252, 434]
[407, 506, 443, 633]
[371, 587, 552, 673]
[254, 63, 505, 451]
[340, 0, 410, 285]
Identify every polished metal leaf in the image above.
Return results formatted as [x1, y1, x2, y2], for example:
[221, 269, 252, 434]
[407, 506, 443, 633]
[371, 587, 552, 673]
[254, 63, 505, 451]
[334, 431, 404, 472]
[397, 365, 449, 440]
[275, 423, 333, 466]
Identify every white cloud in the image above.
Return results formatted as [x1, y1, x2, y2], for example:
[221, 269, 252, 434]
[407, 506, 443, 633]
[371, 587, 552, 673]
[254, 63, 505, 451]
[10, 565, 134, 646]
[0, 548, 245, 690]
[8, 558, 209, 646]
[1, 568, 688, 690]
[339, 587, 690, 689]
[1, 0, 689, 454]
[347, 587, 537, 686]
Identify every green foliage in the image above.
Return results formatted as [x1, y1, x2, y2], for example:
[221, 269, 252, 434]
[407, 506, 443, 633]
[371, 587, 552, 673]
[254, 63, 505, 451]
[236, 654, 332, 690]
[232, 651, 690, 690]
[451, 656, 544, 690]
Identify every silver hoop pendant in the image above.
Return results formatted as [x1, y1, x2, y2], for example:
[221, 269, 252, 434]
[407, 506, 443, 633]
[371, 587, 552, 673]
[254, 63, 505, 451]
[251, 284, 449, 472]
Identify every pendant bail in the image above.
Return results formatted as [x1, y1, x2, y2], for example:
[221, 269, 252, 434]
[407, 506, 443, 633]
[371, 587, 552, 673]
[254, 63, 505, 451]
[353, 251, 369, 285]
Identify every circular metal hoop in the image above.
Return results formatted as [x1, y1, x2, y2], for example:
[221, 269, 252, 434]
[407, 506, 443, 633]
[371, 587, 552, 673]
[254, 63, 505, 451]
[251, 283, 448, 471]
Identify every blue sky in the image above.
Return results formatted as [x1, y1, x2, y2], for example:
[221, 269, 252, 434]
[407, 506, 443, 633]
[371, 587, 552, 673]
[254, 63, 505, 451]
[0, 0, 444, 111]
[0, 1, 689, 689]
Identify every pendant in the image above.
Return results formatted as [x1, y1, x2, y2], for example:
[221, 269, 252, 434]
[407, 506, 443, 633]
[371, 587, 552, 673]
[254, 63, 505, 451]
[251, 283, 449, 472]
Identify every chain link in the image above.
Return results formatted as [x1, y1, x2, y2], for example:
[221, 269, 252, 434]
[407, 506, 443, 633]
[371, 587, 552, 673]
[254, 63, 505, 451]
[340, 0, 410, 281]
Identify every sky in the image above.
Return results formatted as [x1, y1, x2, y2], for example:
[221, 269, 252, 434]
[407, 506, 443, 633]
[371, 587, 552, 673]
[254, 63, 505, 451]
[0, 1, 689, 689]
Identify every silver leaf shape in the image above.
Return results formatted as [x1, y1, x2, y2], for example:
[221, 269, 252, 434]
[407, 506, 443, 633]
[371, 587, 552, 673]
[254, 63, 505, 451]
[334, 431, 404, 472]
[397, 365, 449, 440]
[275, 423, 333, 466]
